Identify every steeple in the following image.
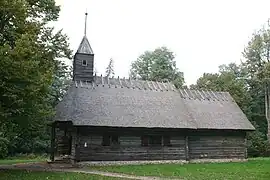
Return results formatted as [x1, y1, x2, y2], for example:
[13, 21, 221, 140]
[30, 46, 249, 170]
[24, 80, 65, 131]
[73, 11, 95, 82]
[84, 11, 88, 36]
[76, 11, 94, 54]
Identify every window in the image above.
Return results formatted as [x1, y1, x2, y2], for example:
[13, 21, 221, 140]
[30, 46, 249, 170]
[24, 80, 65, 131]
[163, 136, 171, 147]
[82, 60, 87, 66]
[141, 135, 171, 147]
[149, 136, 162, 146]
[141, 136, 149, 146]
[102, 135, 119, 146]
[102, 135, 110, 146]
[141, 135, 162, 146]
[111, 135, 119, 145]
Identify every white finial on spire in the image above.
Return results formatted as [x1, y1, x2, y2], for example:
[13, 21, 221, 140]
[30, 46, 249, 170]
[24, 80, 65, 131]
[84, 10, 88, 36]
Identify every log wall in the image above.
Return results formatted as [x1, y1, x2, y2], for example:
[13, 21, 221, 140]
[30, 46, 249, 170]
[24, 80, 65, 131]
[73, 53, 94, 81]
[54, 126, 248, 162]
[76, 135, 186, 161]
[188, 131, 247, 160]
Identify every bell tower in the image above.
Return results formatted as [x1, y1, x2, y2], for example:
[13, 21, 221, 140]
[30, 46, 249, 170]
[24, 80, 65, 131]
[73, 12, 94, 82]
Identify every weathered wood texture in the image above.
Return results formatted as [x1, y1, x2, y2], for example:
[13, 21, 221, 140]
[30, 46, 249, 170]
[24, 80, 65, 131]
[73, 126, 187, 161]
[50, 124, 56, 161]
[73, 53, 94, 81]
[54, 123, 73, 156]
[76, 135, 186, 161]
[70, 131, 76, 159]
[188, 131, 247, 160]
[53, 125, 248, 162]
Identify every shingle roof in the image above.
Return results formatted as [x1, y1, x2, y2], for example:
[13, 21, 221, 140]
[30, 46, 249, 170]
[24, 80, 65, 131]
[77, 36, 93, 54]
[54, 76, 255, 130]
[178, 89, 255, 130]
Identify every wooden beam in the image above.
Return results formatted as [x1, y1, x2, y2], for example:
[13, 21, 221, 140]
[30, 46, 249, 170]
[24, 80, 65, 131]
[101, 74, 104, 87]
[50, 122, 56, 161]
[244, 137, 248, 159]
[185, 135, 189, 161]
[75, 127, 80, 162]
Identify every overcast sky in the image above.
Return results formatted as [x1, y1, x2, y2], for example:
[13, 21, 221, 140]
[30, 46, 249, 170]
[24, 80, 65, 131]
[54, 0, 270, 85]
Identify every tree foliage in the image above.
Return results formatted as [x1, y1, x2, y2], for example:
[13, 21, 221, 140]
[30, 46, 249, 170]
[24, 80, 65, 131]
[130, 47, 185, 88]
[191, 21, 270, 157]
[1, 1, 270, 159]
[191, 63, 251, 113]
[0, 0, 71, 157]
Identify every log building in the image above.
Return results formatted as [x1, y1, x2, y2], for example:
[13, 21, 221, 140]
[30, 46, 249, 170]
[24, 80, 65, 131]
[51, 13, 255, 163]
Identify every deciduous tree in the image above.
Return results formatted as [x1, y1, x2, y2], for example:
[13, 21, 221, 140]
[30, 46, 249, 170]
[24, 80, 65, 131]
[0, 0, 72, 157]
[130, 47, 184, 88]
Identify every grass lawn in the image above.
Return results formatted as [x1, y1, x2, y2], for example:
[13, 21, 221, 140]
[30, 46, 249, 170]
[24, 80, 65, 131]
[0, 156, 46, 165]
[91, 158, 270, 180]
[0, 170, 122, 180]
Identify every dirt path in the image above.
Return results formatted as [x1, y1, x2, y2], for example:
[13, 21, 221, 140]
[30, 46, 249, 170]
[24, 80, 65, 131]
[0, 163, 176, 180]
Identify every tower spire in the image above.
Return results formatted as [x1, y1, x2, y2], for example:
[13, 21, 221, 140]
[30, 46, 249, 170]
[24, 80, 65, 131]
[84, 10, 88, 36]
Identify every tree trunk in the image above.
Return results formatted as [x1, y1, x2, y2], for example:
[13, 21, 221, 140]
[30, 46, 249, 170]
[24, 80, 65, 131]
[265, 82, 270, 142]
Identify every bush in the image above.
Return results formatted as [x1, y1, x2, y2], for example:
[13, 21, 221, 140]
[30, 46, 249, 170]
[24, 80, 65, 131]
[0, 136, 9, 158]
[247, 130, 270, 157]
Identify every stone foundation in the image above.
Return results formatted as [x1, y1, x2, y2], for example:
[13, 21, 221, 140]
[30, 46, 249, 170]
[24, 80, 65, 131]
[78, 158, 247, 167]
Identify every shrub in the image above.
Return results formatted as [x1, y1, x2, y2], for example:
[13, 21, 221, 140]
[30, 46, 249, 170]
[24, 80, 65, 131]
[247, 130, 270, 157]
[0, 136, 9, 158]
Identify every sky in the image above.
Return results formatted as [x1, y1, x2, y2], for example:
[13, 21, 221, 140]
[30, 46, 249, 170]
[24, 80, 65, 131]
[54, 0, 270, 85]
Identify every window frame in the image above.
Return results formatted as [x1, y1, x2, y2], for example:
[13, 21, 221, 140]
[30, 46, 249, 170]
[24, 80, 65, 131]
[111, 135, 119, 145]
[82, 59, 87, 66]
[141, 135, 171, 147]
[149, 135, 162, 146]
[102, 135, 110, 146]
[102, 135, 119, 146]
[163, 136, 172, 147]
[141, 136, 149, 147]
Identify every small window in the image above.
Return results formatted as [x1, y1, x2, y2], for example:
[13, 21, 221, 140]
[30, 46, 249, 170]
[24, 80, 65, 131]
[163, 136, 171, 146]
[141, 136, 162, 146]
[82, 60, 87, 66]
[141, 136, 149, 146]
[102, 135, 110, 146]
[149, 136, 162, 146]
[102, 135, 119, 146]
[111, 135, 119, 145]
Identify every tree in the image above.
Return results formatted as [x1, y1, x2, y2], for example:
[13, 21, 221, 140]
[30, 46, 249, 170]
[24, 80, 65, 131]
[191, 63, 251, 113]
[190, 20, 270, 156]
[130, 47, 185, 88]
[105, 58, 115, 77]
[242, 22, 270, 141]
[0, 0, 72, 157]
[191, 62, 270, 157]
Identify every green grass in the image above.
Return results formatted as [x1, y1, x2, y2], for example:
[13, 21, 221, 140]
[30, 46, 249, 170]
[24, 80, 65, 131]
[0, 153, 48, 165]
[0, 170, 123, 180]
[0, 159, 46, 165]
[91, 158, 270, 180]
[0, 156, 46, 165]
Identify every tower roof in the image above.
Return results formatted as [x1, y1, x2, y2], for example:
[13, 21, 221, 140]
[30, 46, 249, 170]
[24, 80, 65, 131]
[77, 36, 94, 54]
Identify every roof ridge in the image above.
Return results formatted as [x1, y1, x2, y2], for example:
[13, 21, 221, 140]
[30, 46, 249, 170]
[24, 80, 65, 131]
[72, 78, 233, 101]
[177, 88, 232, 102]
[73, 76, 177, 92]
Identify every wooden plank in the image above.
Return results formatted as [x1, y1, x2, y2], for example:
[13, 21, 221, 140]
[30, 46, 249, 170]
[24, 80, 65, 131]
[76, 132, 186, 161]
[75, 127, 80, 162]
[185, 136, 189, 161]
[50, 123, 56, 161]
[188, 135, 247, 160]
